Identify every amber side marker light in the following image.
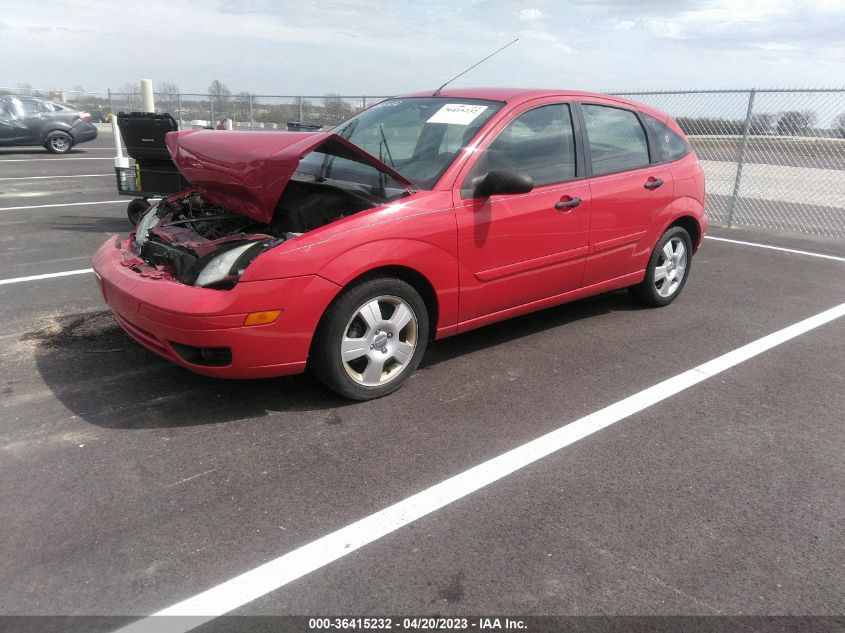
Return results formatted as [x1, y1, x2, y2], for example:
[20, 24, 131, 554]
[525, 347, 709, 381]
[244, 310, 283, 327]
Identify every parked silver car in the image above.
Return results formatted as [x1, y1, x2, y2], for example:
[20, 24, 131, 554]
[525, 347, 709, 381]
[0, 96, 98, 153]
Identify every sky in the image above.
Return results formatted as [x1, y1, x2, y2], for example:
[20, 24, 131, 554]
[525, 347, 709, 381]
[1, 0, 843, 96]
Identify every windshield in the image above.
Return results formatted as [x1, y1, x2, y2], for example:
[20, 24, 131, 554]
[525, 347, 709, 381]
[333, 97, 503, 189]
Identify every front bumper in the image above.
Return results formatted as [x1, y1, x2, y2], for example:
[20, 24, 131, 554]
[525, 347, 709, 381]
[92, 237, 341, 378]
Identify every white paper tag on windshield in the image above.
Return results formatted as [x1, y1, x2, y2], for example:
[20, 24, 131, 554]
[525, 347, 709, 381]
[427, 104, 488, 125]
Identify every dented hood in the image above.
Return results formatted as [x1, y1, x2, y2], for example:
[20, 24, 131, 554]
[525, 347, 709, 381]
[165, 130, 416, 224]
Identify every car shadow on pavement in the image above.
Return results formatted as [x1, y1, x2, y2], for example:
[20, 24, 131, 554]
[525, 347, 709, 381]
[421, 289, 644, 370]
[26, 291, 645, 430]
[0, 147, 97, 156]
[25, 310, 353, 430]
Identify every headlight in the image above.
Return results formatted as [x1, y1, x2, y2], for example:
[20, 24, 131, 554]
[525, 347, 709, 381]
[134, 205, 160, 247]
[194, 241, 263, 288]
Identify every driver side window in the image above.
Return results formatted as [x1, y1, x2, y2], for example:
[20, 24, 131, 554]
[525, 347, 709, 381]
[462, 103, 575, 197]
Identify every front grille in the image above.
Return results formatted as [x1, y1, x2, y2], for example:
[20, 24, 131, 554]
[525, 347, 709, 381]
[140, 239, 199, 281]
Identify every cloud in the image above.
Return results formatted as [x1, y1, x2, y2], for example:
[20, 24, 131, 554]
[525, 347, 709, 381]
[1, 0, 842, 94]
[609, 18, 635, 30]
[515, 8, 543, 22]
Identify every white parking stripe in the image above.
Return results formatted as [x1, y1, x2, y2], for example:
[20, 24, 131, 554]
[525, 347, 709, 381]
[0, 200, 124, 211]
[0, 157, 113, 162]
[705, 236, 845, 262]
[0, 269, 94, 286]
[0, 174, 111, 181]
[113, 302, 845, 633]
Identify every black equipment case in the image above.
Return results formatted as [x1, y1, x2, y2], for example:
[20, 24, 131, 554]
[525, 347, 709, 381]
[115, 112, 190, 197]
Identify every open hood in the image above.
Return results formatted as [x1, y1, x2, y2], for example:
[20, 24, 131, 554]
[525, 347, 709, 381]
[165, 130, 416, 224]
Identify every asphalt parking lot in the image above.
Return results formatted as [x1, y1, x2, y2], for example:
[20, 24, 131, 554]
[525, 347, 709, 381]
[1, 131, 844, 630]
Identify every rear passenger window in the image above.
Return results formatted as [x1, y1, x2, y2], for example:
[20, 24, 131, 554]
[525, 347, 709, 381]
[643, 115, 692, 162]
[15, 99, 41, 116]
[582, 104, 649, 176]
[463, 103, 575, 196]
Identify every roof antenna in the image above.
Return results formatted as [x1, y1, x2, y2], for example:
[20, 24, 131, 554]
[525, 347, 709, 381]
[433, 37, 519, 96]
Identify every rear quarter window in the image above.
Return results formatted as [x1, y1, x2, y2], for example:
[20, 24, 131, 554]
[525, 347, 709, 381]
[14, 99, 41, 116]
[643, 115, 692, 162]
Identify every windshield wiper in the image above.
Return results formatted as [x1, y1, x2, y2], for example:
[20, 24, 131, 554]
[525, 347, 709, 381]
[378, 123, 395, 168]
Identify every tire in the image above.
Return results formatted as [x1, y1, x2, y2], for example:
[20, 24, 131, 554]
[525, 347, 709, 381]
[45, 131, 73, 154]
[310, 277, 429, 400]
[629, 226, 693, 307]
[127, 198, 150, 225]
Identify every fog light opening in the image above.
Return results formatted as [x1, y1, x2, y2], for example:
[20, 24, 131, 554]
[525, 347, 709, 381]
[170, 342, 232, 367]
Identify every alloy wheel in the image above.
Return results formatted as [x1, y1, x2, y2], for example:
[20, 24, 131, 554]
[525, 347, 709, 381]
[654, 237, 687, 297]
[50, 136, 70, 152]
[340, 295, 418, 387]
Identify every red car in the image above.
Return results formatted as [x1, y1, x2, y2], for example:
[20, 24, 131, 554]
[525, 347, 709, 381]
[93, 88, 707, 400]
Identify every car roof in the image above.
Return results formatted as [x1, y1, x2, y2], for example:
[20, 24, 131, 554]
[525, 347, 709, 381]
[396, 87, 670, 121]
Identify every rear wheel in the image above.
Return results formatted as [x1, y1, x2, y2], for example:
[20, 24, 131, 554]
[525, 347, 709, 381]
[310, 277, 429, 400]
[45, 131, 73, 154]
[629, 226, 693, 307]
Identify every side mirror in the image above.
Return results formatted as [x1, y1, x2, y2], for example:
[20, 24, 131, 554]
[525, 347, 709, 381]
[474, 170, 534, 198]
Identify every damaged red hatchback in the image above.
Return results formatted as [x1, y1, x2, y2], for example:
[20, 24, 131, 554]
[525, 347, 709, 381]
[93, 88, 707, 400]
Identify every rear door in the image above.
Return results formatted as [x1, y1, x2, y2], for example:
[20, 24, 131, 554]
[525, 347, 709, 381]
[578, 102, 674, 286]
[13, 98, 46, 144]
[0, 98, 31, 144]
[454, 100, 591, 325]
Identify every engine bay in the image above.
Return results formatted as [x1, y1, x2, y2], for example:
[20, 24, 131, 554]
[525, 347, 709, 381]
[131, 172, 406, 288]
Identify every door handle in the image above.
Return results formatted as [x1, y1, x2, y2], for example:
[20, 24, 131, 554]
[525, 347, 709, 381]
[555, 196, 581, 211]
[644, 177, 664, 190]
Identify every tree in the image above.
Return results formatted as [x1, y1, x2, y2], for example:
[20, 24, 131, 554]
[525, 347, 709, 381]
[253, 103, 297, 125]
[120, 82, 141, 112]
[321, 93, 354, 126]
[233, 91, 253, 120]
[152, 82, 180, 115]
[777, 110, 816, 136]
[157, 81, 179, 96]
[833, 113, 845, 139]
[749, 113, 773, 135]
[208, 80, 231, 99]
[208, 79, 231, 120]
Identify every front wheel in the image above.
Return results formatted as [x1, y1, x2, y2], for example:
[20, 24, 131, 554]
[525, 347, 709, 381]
[310, 277, 429, 400]
[629, 226, 693, 307]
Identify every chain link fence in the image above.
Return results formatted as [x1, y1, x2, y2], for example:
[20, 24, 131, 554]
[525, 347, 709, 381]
[3, 86, 844, 239]
[57, 90, 391, 131]
[610, 89, 845, 239]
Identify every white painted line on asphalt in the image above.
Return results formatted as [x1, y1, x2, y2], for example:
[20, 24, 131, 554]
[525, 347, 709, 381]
[0, 268, 94, 286]
[0, 157, 113, 162]
[705, 236, 845, 263]
[0, 200, 124, 211]
[0, 174, 111, 181]
[113, 301, 845, 633]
